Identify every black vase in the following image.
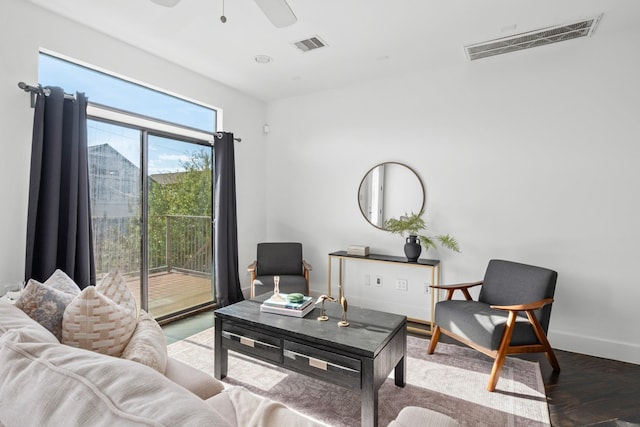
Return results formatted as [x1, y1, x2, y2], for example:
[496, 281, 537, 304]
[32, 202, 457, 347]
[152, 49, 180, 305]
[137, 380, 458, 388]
[404, 235, 422, 262]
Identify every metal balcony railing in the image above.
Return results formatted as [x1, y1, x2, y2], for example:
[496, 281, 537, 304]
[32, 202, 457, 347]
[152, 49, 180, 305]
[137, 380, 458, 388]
[92, 215, 212, 277]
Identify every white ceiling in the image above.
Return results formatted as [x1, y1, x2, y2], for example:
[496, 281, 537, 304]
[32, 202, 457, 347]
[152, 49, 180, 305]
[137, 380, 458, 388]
[24, 0, 635, 102]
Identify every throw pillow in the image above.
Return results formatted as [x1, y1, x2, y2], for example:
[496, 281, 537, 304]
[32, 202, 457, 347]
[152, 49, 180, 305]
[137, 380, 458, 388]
[0, 300, 58, 343]
[96, 270, 138, 315]
[121, 310, 168, 374]
[44, 269, 83, 295]
[62, 286, 137, 357]
[15, 271, 80, 341]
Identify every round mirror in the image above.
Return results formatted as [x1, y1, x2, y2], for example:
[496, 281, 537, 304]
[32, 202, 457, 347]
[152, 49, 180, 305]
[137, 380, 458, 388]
[358, 162, 425, 230]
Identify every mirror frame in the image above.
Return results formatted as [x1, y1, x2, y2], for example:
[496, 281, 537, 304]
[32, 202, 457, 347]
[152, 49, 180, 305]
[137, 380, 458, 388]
[357, 162, 425, 231]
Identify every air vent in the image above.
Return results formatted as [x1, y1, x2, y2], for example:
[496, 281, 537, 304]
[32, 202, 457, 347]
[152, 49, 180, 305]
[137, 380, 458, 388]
[465, 14, 602, 61]
[293, 35, 327, 53]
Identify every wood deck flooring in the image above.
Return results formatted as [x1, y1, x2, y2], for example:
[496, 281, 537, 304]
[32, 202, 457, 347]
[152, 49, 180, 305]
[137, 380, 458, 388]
[124, 271, 213, 319]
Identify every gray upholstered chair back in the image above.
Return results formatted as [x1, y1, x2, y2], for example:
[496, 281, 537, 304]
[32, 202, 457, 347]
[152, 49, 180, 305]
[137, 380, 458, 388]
[256, 243, 303, 276]
[478, 259, 558, 331]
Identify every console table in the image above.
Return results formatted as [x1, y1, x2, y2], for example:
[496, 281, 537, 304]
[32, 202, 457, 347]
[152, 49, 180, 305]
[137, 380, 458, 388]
[328, 251, 440, 334]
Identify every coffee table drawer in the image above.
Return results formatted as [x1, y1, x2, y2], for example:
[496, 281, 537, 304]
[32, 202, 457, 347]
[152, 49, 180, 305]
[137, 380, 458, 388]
[283, 341, 361, 390]
[221, 322, 282, 363]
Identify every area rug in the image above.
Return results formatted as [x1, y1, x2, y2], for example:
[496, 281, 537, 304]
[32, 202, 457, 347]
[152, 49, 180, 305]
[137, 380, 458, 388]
[167, 328, 550, 426]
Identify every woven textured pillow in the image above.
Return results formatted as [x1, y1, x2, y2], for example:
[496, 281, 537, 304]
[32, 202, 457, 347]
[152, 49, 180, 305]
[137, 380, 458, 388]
[96, 270, 137, 315]
[121, 310, 168, 373]
[15, 271, 80, 341]
[62, 286, 137, 357]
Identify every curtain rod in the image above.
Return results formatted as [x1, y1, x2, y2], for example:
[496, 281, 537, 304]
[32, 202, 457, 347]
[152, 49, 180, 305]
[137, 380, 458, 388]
[214, 132, 241, 142]
[19, 82, 240, 142]
[18, 81, 75, 107]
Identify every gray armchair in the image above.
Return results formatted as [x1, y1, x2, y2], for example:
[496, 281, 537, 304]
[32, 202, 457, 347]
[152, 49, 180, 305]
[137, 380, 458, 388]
[428, 259, 560, 391]
[248, 242, 312, 298]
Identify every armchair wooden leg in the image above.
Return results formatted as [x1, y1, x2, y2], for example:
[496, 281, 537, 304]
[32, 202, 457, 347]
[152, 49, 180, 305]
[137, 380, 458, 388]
[427, 325, 441, 354]
[488, 311, 518, 392]
[526, 310, 561, 372]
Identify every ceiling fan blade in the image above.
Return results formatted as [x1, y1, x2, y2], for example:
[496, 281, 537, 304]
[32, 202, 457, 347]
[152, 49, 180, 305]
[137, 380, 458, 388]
[150, 0, 182, 7]
[254, 0, 297, 28]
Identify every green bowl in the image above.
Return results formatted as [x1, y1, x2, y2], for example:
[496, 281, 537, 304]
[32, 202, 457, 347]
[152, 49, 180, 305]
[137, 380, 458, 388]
[287, 293, 304, 303]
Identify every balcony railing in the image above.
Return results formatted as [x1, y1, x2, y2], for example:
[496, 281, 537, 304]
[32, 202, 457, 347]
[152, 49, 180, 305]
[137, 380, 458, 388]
[92, 215, 212, 277]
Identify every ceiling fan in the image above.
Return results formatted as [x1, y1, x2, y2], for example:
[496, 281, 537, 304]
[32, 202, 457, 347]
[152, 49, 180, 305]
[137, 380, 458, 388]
[149, 0, 297, 28]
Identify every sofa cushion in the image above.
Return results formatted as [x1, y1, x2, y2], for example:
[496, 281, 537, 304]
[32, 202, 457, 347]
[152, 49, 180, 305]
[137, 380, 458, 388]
[62, 286, 137, 357]
[121, 310, 168, 374]
[224, 386, 325, 427]
[0, 301, 57, 343]
[0, 330, 230, 427]
[15, 270, 80, 340]
[165, 357, 225, 400]
[388, 406, 459, 427]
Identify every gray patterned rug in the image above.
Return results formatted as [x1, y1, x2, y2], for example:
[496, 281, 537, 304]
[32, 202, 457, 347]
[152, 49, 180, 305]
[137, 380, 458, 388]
[168, 328, 550, 426]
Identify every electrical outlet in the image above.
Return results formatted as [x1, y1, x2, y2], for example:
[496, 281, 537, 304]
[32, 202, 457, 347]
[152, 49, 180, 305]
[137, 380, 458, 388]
[424, 282, 430, 294]
[396, 279, 408, 291]
[375, 275, 383, 287]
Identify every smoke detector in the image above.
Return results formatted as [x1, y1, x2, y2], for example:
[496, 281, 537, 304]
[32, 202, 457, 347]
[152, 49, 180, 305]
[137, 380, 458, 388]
[465, 14, 603, 61]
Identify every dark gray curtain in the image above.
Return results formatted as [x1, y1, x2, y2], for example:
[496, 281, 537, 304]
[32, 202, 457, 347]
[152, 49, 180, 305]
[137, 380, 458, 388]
[214, 132, 244, 306]
[25, 87, 95, 289]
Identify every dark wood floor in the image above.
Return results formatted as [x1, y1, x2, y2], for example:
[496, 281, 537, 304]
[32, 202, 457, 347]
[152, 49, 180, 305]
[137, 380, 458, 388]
[434, 334, 640, 426]
[532, 349, 640, 426]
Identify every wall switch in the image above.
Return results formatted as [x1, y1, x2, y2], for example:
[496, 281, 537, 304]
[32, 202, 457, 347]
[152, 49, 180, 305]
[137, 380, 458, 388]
[396, 279, 408, 291]
[364, 274, 371, 286]
[375, 275, 383, 287]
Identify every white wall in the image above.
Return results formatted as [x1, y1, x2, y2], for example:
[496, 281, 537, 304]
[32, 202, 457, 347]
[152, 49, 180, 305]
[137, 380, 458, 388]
[265, 16, 640, 363]
[0, 0, 267, 293]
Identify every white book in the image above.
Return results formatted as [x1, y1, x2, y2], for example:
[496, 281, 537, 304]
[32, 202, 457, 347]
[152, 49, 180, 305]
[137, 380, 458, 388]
[260, 302, 316, 318]
[262, 294, 314, 310]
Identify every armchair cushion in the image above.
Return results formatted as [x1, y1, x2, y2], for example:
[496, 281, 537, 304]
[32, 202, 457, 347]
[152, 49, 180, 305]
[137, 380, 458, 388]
[478, 259, 557, 331]
[256, 243, 303, 276]
[434, 300, 540, 350]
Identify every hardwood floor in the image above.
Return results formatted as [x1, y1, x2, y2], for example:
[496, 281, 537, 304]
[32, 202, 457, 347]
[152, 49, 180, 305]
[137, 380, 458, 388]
[434, 334, 640, 426]
[534, 350, 640, 426]
[163, 311, 640, 426]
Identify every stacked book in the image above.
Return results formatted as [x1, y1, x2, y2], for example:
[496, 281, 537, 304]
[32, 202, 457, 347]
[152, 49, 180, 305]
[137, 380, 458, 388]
[260, 293, 315, 318]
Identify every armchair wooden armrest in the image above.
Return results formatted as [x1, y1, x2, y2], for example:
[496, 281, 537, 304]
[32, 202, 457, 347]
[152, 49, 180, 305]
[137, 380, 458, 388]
[431, 280, 483, 301]
[490, 297, 554, 312]
[247, 260, 257, 274]
[302, 260, 312, 283]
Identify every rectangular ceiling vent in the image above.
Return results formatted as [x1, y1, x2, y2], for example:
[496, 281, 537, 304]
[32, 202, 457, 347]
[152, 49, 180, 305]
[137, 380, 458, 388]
[464, 14, 602, 61]
[293, 35, 327, 53]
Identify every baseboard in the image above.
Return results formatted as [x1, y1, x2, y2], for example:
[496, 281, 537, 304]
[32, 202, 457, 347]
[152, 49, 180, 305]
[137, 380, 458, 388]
[549, 330, 640, 365]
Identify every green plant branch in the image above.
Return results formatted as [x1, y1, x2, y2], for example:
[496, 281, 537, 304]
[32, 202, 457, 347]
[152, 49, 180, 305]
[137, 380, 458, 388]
[384, 211, 460, 253]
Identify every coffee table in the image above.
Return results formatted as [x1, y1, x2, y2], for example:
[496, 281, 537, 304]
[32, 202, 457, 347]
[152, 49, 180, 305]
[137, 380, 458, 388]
[214, 296, 407, 427]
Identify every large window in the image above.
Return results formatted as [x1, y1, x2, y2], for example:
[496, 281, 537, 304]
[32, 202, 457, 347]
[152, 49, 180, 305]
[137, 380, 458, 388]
[39, 52, 218, 320]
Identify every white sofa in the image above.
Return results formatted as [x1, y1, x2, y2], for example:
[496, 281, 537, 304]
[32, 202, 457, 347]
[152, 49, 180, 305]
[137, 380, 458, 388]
[1, 287, 458, 427]
[0, 300, 326, 427]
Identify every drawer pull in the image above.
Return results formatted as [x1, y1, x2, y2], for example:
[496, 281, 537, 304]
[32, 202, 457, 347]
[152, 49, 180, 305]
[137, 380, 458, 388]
[309, 357, 327, 371]
[240, 337, 255, 347]
[284, 349, 358, 373]
[222, 331, 279, 349]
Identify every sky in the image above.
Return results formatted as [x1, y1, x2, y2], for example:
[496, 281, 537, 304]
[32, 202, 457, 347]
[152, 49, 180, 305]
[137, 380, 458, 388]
[39, 53, 215, 174]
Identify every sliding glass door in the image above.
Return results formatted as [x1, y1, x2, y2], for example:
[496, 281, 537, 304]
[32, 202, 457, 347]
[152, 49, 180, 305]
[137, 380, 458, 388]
[146, 135, 213, 317]
[88, 119, 214, 318]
